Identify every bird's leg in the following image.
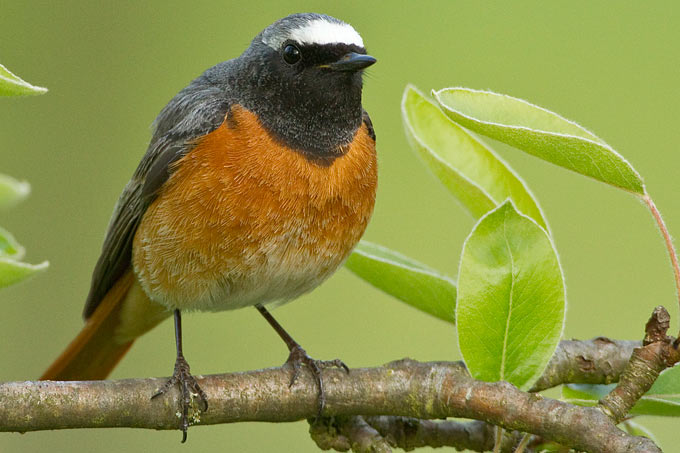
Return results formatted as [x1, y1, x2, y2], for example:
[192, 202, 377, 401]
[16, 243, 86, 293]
[151, 309, 208, 443]
[255, 304, 349, 417]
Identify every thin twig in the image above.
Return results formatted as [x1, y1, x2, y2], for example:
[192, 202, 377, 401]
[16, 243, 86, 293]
[361, 417, 498, 452]
[360, 417, 533, 453]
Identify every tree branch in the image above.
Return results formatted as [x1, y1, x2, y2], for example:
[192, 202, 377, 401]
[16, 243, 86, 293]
[1, 338, 634, 433]
[0, 351, 658, 453]
[303, 307, 679, 452]
[531, 338, 637, 392]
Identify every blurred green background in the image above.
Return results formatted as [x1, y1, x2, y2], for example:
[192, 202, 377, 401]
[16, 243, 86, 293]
[2, 1, 679, 451]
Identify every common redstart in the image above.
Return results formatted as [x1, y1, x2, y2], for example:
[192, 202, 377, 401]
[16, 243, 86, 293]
[41, 13, 377, 440]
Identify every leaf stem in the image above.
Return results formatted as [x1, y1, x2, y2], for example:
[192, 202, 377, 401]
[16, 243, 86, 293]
[643, 195, 680, 323]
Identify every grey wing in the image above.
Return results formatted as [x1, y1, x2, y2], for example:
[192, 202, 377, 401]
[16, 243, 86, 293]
[82, 78, 230, 319]
[362, 109, 376, 141]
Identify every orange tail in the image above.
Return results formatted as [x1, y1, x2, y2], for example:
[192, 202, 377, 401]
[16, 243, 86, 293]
[40, 272, 137, 380]
[41, 270, 171, 381]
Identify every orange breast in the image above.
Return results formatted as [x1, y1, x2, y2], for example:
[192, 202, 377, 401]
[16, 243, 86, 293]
[132, 106, 377, 311]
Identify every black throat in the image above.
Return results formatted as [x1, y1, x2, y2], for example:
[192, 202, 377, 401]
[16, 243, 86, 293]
[232, 44, 366, 166]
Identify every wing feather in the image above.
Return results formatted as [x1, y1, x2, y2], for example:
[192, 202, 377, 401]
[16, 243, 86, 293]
[83, 77, 230, 318]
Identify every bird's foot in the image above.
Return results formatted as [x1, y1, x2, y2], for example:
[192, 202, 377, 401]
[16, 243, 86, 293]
[151, 354, 208, 443]
[285, 344, 349, 418]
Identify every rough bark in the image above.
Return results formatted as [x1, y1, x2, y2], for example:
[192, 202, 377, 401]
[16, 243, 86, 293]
[2, 322, 676, 453]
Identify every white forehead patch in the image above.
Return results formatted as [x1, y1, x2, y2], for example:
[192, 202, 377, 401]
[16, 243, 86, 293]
[289, 19, 364, 47]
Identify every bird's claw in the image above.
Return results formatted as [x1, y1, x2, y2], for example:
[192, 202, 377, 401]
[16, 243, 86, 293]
[151, 354, 208, 443]
[285, 345, 349, 418]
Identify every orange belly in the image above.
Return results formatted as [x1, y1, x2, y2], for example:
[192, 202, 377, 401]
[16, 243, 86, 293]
[132, 106, 377, 311]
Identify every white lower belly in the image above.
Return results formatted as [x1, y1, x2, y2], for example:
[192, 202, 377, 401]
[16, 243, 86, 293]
[136, 245, 346, 312]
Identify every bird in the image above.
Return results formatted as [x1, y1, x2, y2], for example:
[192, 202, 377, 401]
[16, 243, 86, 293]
[41, 12, 377, 441]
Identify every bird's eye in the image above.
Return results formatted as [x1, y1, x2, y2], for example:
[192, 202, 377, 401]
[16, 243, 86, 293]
[282, 44, 301, 64]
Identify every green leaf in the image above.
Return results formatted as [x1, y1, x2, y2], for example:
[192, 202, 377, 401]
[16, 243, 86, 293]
[0, 227, 25, 259]
[434, 88, 645, 195]
[456, 201, 565, 390]
[0, 257, 48, 288]
[563, 364, 680, 416]
[0, 63, 47, 96]
[346, 240, 457, 324]
[0, 174, 30, 210]
[402, 86, 548, 230]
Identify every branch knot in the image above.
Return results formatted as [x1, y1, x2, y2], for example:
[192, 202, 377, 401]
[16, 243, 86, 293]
[599, 306, 680, 424]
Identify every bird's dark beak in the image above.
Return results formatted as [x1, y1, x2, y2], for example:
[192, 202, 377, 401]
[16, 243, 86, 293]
[328, 52, 377, 72]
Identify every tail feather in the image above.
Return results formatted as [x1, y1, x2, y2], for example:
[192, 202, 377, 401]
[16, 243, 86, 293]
[41, 272, 136, 381]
